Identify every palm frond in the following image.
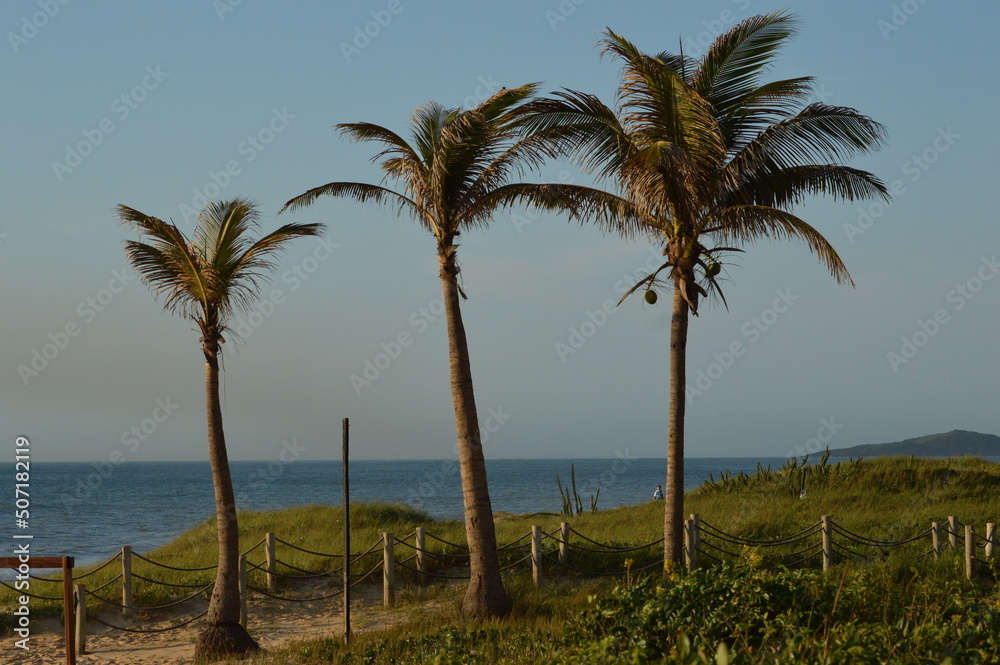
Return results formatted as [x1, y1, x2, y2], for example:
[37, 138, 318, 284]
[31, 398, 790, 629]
[691, 11, 800, 117]
[461, 182, 653, 239]
[220, 222, 326, 316]
[730, 103, 888, 176]
[117, 205, 212, 316]
[721, 164, 890, 210]
[706, 205, 853, 285]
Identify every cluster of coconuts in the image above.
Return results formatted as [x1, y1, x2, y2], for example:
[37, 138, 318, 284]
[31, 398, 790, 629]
[642, 259, 721, 305]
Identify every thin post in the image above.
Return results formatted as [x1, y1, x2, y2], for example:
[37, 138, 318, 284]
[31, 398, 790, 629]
[531, 525, 543, 587]
[238, 555, 247, 628]
[265, 532, 276, 591]
[74, 583, 86, 656]
[690, 514, 700, 569]
[948, 515, 958, 549]
[965, 525, 975, 580]
[63, 556, 75, 665]
[383, 531, 395, 607]
[821, 516, 832, 573]
[121, 545, 132, 618]
[683, 519, 693, 571]
[415, 527, 427, 586]
[342, 417, 351, 643]
[932, 522, 942, 558]
[986, 523, 996, 560]
[559, 521, 570, 566]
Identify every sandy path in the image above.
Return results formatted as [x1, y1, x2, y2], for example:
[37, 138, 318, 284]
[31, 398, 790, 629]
[2, 586, 404, 665]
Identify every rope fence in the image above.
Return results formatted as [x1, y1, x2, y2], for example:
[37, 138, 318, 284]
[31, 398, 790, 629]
[16, 514, 996, 659]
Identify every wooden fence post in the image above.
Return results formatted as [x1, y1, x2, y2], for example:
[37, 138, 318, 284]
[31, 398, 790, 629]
[948, 516, 958, 549]
[690, 514, 700, 569]
[121, 545, 132, 618]
[931, 522, 942, 558]
[383, 532, 395, 608]
[531, 525, 543, 587]
[265, 532, 276, 591]
[986, 523, 996, 560]
[559, 522, 570, 566]
[415, 527, 427, 586]
[821, 516, 832, 573]
[238, 555, 247, 628]
[683, 519, 693, 572]
[74, 583, 86, 656]
[965, 525, 975, 580]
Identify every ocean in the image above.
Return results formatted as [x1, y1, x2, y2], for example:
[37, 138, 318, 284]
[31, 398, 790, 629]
[3, 456, 975, 569]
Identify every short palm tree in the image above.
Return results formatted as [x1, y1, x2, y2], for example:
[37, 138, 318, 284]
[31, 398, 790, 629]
[118, 198, 323, 660]
[517, 13, 889, 563]
[282, 85, 623, 615]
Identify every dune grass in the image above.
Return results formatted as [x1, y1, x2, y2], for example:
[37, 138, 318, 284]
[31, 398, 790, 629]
[3, 454, 998, 658]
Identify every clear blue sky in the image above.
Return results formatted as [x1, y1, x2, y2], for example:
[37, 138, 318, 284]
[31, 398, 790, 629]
[4, 1, 998, 463]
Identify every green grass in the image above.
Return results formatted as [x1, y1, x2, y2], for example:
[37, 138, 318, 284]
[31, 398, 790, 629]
[3, 455, 998, 662]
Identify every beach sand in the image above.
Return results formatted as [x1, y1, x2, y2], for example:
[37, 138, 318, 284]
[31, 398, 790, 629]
[2, 585, 409, 664]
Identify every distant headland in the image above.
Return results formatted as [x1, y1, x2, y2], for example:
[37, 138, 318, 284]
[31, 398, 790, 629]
[828, 429, 1000, 458]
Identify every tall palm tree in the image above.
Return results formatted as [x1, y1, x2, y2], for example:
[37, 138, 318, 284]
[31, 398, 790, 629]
[282, 85, 623, 616]
[118, 198, 323, 660]
[517, 13, 889, 563]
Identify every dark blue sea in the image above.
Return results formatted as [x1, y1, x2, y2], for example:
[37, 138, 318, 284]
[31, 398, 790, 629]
[7, 456, 994, 569]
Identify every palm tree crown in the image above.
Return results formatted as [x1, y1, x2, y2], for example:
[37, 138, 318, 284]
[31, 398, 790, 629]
[516, 12, 890, 563]
[120, 198, 323, 343]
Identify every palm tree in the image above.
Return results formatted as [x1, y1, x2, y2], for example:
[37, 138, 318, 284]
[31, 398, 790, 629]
[118, 198, 323, 660]
[282, 85, 624, 616]
[517, 13, 889, 564]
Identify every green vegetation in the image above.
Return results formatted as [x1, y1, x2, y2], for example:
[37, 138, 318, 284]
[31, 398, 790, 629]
[4, 456, 998, 663]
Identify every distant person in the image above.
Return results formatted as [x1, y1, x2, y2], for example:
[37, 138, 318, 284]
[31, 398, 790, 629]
[653, 485, 664, 500]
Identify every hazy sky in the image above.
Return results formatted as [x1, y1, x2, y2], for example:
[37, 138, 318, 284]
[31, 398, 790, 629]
[4, 1, 998, 464]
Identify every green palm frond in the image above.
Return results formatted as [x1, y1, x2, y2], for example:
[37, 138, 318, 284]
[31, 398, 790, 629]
[466, 182, 651, 239]
[722, 164, 890, 210]
[707, 204, 852, 285]
[730, 103, 888, 176]
[690, 11, 800, 118]
[121, 199, 325, 337]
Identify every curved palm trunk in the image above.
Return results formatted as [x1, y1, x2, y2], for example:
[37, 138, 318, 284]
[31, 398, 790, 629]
[438, 248, 511, 617]
[664, 288, 689, 565]
[194, 339, 260, 660]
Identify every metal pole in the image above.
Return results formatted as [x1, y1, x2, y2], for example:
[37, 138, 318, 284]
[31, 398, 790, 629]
[342, 417, 351, 644]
